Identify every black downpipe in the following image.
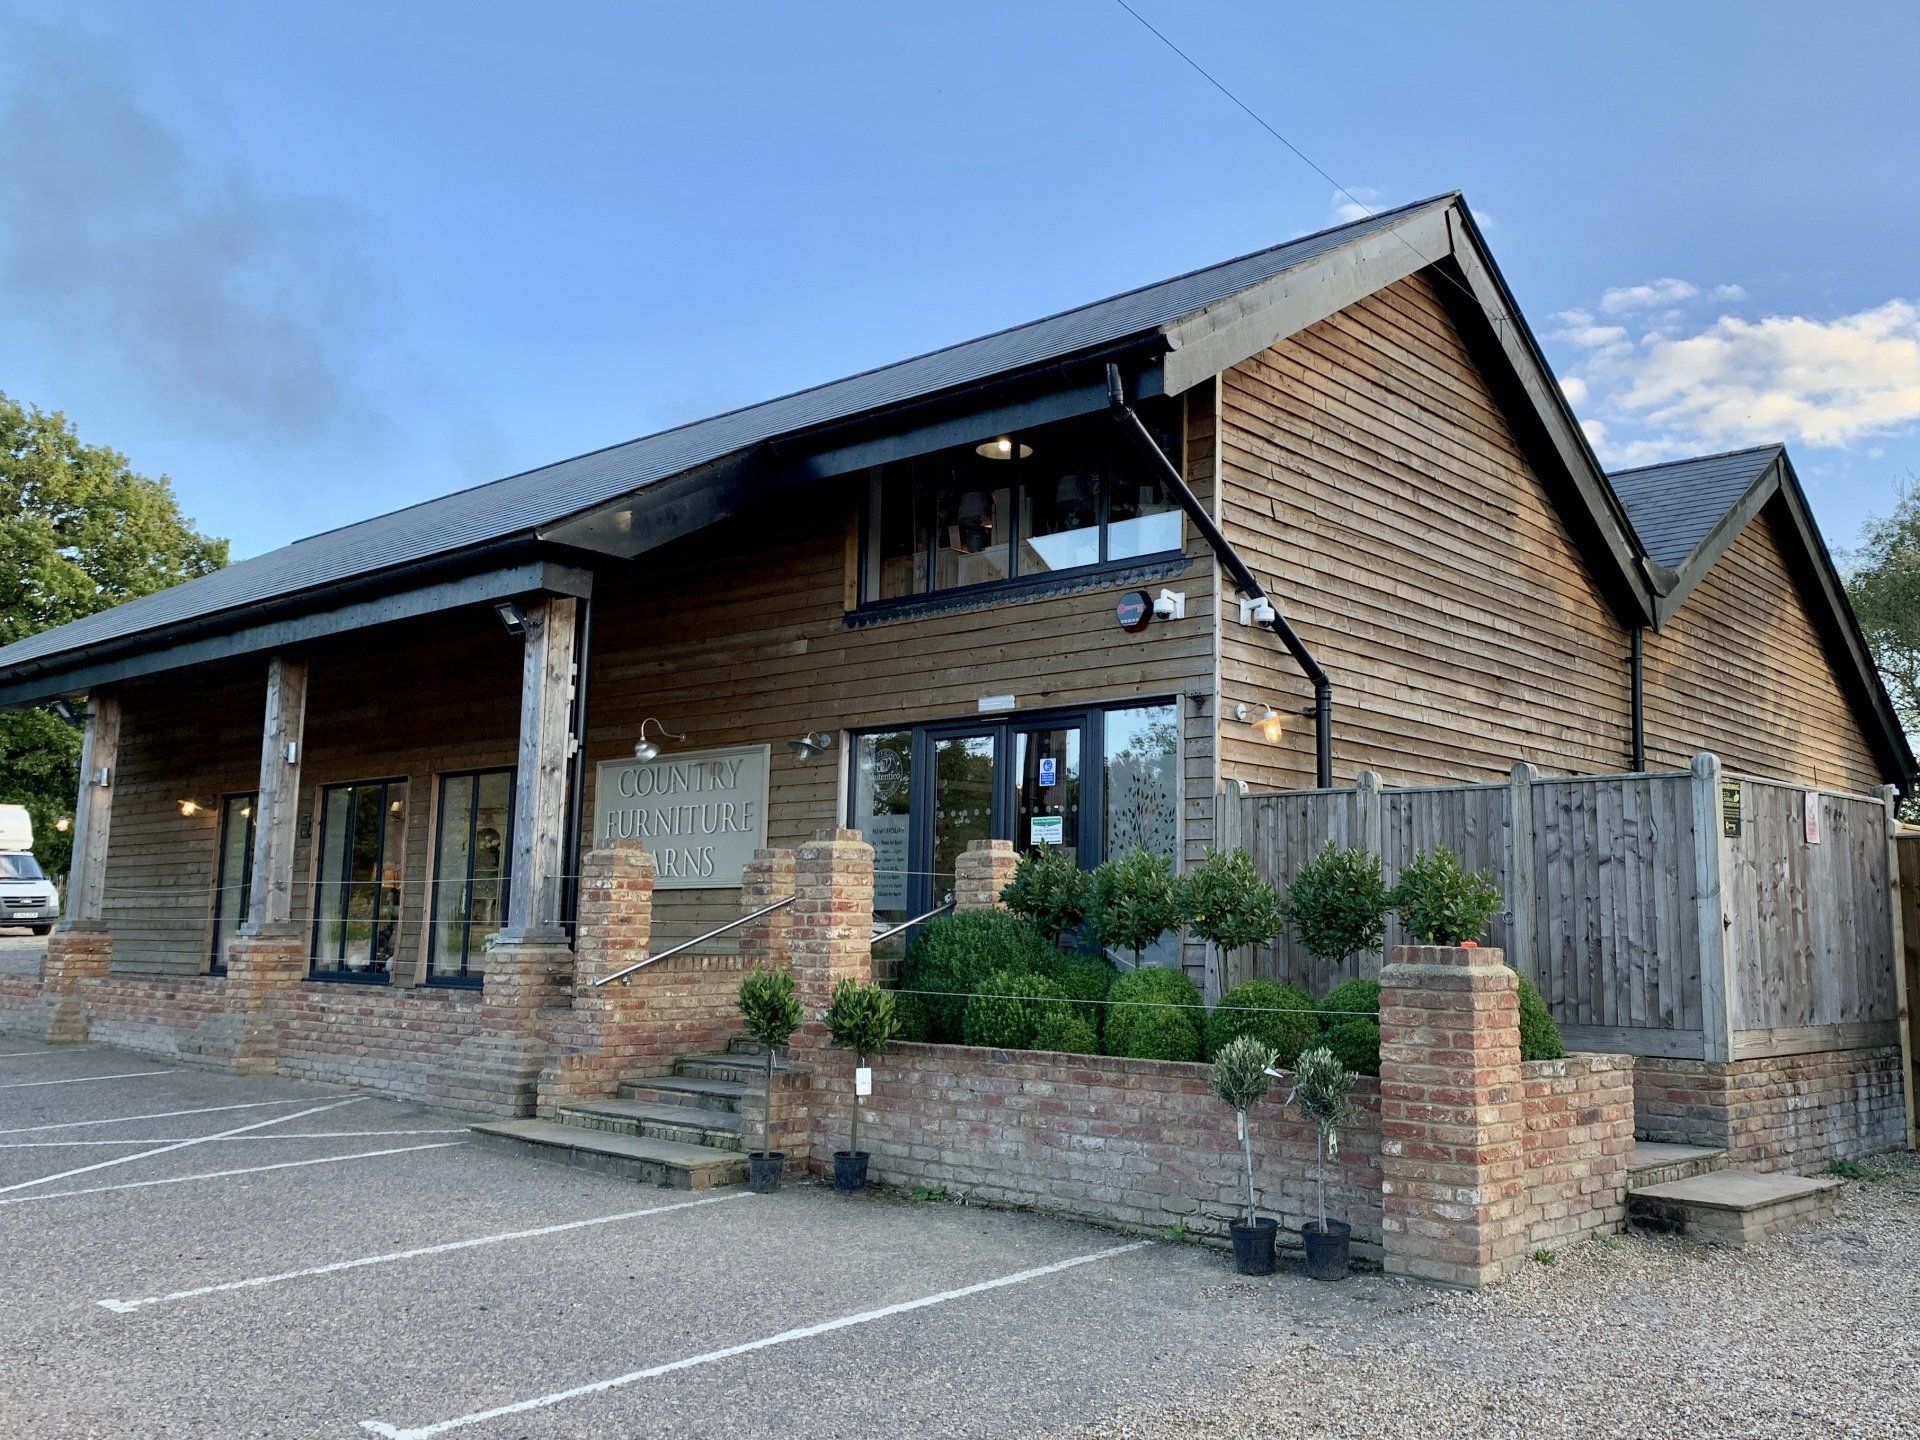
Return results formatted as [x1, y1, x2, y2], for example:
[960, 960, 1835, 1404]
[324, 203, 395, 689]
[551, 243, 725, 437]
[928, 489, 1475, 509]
[1105, 365, 1333, 788]
[1629, 624, 1646, 771]
[560, 595, 594, 938]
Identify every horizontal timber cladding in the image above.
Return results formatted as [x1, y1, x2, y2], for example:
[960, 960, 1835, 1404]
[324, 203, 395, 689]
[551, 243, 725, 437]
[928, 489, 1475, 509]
[1216, 270, 1634, 792]
[1643, 504, 1883, 794]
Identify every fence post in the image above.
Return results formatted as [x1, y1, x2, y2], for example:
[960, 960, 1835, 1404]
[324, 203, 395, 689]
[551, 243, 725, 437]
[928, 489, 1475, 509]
[1211, 781, 1250, 1003]
[1507, 763, 1539, 985]
[1354, 770, 1385, 859]
[1879, 785, 1917, 1149]
[1690, 753, 1735, 1062]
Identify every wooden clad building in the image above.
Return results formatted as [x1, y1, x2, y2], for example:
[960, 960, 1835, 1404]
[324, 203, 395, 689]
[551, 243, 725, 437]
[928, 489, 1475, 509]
[0, 192, 1908, 1010]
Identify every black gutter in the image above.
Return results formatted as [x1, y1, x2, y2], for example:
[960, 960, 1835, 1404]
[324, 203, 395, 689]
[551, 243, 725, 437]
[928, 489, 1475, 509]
[560, 595, 594, 937]
[1105, 364, 1334, 788]
[1629, 625, 1646, 770]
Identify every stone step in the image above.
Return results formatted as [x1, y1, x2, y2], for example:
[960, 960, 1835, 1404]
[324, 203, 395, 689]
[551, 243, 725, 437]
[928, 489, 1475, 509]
[1627, 1169, 1842, 1247]
[726, 1036, 788, 1060]
[555, 1099, 744, 1152]
[1628, 1141, 1728, 1189]
[617, 1074, 752, 1115]
[471, 1119, 748, 1190]
[674, 1051, 787, 1085]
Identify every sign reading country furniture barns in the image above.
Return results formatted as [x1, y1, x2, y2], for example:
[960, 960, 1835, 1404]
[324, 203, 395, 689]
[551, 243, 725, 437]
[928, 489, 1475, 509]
[593, 745, 770, 888]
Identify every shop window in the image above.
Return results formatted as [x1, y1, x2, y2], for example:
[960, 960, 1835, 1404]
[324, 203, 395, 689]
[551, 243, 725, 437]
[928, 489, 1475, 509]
[209, 793, 256, 974]
[311, 779, 408, 982]
[427, 769, 514, 986]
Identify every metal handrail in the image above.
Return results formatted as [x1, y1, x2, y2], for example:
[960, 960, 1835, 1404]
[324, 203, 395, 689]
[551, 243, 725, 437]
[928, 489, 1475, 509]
[870, 899, 955, 948]
[592, 896, 796, 986]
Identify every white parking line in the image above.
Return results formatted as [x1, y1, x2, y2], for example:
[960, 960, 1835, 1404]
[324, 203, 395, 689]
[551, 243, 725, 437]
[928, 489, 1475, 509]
[0, 1050, 60, 1058]
[0, 1141, 464, 1207]
[0, 1069, 172, 1090]
[0, 1097, 355, 1196]
[0, 1130, 469, 1149]
[0, 1098, 316, 1136]
[99, 1191, 747, 1313]
[358, 1239, 1153, 1439]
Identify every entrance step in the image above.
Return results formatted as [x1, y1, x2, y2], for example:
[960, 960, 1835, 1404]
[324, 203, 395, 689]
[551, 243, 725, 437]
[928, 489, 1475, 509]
[1627, 1170, 1842, 1246]
[616, 1074, 752, 1114]
[471, 1118, 747, 1190]
[555, 1099, 744, 1152]
[1628, 1141, 1728, 1190]
[674, 1051, 786, 1086]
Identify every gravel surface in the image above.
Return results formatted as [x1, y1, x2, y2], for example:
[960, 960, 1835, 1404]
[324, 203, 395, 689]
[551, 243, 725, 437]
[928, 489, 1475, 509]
[1071, 1151, 1920, 1440]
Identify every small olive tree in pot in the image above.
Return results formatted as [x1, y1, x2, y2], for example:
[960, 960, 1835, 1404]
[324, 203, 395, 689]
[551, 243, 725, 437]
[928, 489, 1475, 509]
[737, 966, 803, 1193]
[1210, 1034, 1280, 1275]
[1290, 1044, 1358, 1280]
[822, 977, 899, 1192]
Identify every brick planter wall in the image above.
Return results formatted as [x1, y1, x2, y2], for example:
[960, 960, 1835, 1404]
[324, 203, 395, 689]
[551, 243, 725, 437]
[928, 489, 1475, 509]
[1519, 1053, 1636, 1252]
[1636, 1047, 1906, 1171]
[809, 1041, 1385, 1255]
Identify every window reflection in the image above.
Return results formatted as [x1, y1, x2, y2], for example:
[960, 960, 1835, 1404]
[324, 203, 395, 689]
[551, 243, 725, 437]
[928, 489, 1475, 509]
[312, 779, 407, 981]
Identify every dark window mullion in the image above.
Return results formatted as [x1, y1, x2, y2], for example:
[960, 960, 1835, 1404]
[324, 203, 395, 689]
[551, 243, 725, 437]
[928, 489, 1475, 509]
[462, 775, 482, 976]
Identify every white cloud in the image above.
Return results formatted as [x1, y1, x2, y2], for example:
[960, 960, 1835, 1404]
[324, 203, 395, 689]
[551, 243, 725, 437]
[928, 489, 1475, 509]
[1599, 277, 1701, 313]
[1709, 283, 1747, 302]
[1558, 374, 1589, 407]
[1330, 187, 1386, 224]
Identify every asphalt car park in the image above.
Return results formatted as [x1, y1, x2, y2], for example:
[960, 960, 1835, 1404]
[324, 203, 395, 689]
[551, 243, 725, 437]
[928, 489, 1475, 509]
[0, 1041, 1401, 1439]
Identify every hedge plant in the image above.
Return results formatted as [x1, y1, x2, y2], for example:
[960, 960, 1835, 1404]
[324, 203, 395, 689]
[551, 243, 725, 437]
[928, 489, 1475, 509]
[1001, 847, 1093, 945]
[899, 909, 1058, 1042]
[1181, 849, 1284, 955]
[1031, 1009, 1100, 1055]
[1391, 846, 1503, 946]
[1103, 965, 1204, 1061]
[1317, 977, 1380, 1029]
[1203, 978, 1316, 1065]
[1281, 843, 1390, 970]
[962, 969, 1070, 1050]
[1090, 849, 1183, 965]
[1323, 1017, 1382, 1077]
[1516, 973, 1565, 1061]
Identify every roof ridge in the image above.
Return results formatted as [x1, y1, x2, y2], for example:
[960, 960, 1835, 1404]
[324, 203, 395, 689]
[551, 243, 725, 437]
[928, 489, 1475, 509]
[1607, 442, 1785, 479]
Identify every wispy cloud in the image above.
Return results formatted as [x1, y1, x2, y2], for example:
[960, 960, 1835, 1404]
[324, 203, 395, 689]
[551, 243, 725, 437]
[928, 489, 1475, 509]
[0, 20, 391, 448]
[1555, 276, 1920, 468]
[1329, 187, 1387, 224]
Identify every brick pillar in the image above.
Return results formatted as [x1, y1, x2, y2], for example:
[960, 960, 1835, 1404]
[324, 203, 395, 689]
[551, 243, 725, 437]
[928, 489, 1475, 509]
[206, 928, 307, 1074]
[953, 838, 1017, 911]
[1378, 944, 1528, 1288]
[432, 930, 572, 1118]
[539, 842, 654, 1108]
[739, 848, 796, 963]
[786, 829, 874, 1167]
[25, 926, 113, 1044]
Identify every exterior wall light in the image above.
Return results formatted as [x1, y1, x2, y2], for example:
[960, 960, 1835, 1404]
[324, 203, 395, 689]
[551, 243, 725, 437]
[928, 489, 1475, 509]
[178, 799, 204, 817]
[973, 436, 1033, 461]
[1235, 701, 1288, 744]
[787, 731, 835, 760]
[633, 717, 687, 763]
[494, 601, 527, 636]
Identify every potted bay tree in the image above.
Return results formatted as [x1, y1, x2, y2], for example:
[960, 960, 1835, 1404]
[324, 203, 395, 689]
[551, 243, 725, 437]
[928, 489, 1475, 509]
[1210, 1033, 1280, 1276]
[822, 976, 899, 1192]
[1290, 1043, 1358, 1280]
[737, 965, 803, 1194]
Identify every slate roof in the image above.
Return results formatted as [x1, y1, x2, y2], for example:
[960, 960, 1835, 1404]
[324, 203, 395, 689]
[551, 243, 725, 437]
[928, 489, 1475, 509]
[1608, 444, 1784, 571]
[0, 195, 1457, 675]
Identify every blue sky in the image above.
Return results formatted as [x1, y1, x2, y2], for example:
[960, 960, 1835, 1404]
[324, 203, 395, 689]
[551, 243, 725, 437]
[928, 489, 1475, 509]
[1, 2, 1915, 562]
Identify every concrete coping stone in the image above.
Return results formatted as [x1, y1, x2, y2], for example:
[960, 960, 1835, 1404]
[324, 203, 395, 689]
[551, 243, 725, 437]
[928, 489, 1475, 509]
[1629, 1169, 1842, 1212]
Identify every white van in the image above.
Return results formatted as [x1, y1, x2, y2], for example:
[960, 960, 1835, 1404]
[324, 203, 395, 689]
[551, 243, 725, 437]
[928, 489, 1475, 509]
[0, 805, 60, 936]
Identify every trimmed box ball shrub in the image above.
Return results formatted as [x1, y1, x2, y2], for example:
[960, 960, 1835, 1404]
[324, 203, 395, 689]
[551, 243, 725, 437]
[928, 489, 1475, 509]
[899, 910, 1058, 1042]
[1317, 977, 1380, 1029]
[963, 970, 1070, 1049]
[1103, 965, 1204, 1062]
[1323, 1016, 1381, 1077]
[1044, 951, 1118, 1042]
[1516, 973, 1565, 1061]
[1031, 1009, 1100, 1055]
[1203, 978, 1316, 1065]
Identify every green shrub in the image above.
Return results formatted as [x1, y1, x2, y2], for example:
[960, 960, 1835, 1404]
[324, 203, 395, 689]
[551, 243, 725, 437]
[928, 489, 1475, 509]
[1181, 849, 1284, 954]
[891, 991, 930, 1044]
[1102, 965, 1204, 1062]
[1317, 978, 1381, 1029]
[1031, 1009, 1100, 1055]
[1090, 849, 1184, 964]
[1391, 846, 1503, 945]
[962, 970, 1070, 1050]
[1211, 1033, 1280, 1226]
[822, 978, 898, 1156]
[736, 966, 803, 1153]
[1043, 951, 1117, 1042]
[1203, 978, 1316, 1065]
[1282, 844, 1391, 967]
[1516, 974, 1564, 1061]
[899, 910, 1057, 1042]
[1323, 1017, 1381, 1077]
[1001, 847, 1093, 945]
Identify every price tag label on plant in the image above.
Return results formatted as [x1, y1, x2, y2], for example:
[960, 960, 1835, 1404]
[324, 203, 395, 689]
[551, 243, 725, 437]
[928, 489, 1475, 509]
[855, 1066, 873, 1097]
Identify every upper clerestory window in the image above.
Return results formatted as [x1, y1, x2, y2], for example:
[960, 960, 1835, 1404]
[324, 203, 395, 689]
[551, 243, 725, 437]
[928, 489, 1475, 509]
[857, 402, 1183, 609]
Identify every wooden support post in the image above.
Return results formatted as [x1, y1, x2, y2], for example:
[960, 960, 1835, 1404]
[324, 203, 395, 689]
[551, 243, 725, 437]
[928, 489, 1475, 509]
[503, 595, 578, 944]
[1880, 785, 1917, 1149]
[1507, 762, 1539, 984]
[1691, 753, 1736, 1063]
[244, 653, 308, 932]
[1353, 769, 1385, 857]
[61, 689, 120, 929]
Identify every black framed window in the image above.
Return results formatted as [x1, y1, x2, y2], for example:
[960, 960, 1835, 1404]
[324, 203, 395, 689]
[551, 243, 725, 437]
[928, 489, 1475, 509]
[209, 793, 256, 974]
[857, 403, 1181, 609]
[426, 769, 514, 986]
[311, 778, 408, 982]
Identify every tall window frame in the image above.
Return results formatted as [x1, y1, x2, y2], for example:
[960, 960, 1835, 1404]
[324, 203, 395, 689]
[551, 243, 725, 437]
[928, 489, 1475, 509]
[309, 777, 409, 984]
[208, 792, 257, 974]
[425, 768, 515, 988]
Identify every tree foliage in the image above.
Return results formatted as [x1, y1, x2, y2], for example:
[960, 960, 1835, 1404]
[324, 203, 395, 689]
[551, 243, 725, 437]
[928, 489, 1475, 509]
[1390, 846, 1504, 946]
[1847, 482, 1920, 745]
[1281, 843, 1391, 966]
[1180, 848, 1284, 954]
[1000, 846, 1093, 945]
[1089, 848, 1183, 963]
[0, 395, 227, 877]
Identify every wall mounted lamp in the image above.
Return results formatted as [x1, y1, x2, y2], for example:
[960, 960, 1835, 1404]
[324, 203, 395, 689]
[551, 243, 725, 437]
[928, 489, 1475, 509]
[49, 698, 79, 725]
[633, 717, 687, 763]
[787, 731, 835, 760]
[1235, 701, 1313, 745]
[494, 600, 528, 636]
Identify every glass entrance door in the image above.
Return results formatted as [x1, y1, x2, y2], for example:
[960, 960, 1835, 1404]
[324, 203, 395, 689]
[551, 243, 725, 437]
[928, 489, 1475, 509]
[930, 732, 996, 906]
[1013, 725, 1080, 859]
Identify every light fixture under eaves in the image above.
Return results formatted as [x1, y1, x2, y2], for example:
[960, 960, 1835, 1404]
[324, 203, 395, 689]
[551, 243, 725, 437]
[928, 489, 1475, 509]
[633, 717, 687, 763]
[787, 731, 835, 760]
[974, 436, 1033, 461]
[1234, 701, 1286, 745]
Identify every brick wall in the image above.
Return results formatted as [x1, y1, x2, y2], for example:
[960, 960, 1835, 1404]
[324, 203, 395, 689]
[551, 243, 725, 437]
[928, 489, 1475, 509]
[808, 1040, 1386, 1255]
[1637, 1047, 1906, 1171]
[1519, 1053, 1636, 1253]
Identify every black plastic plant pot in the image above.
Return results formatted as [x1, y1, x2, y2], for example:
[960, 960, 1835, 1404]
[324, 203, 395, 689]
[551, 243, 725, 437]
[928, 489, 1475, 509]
[747, 1151, 785, 1194]
[1301, 1219, 1351, 1281]
[1229, 1217, 1279, 1276]
[832, 1151, 870, 1192]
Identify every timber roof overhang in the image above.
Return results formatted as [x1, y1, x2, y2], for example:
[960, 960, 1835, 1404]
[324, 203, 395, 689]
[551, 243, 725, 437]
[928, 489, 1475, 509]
[0, 192, 1669, 708]
[1611, 445, 1916, 791]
